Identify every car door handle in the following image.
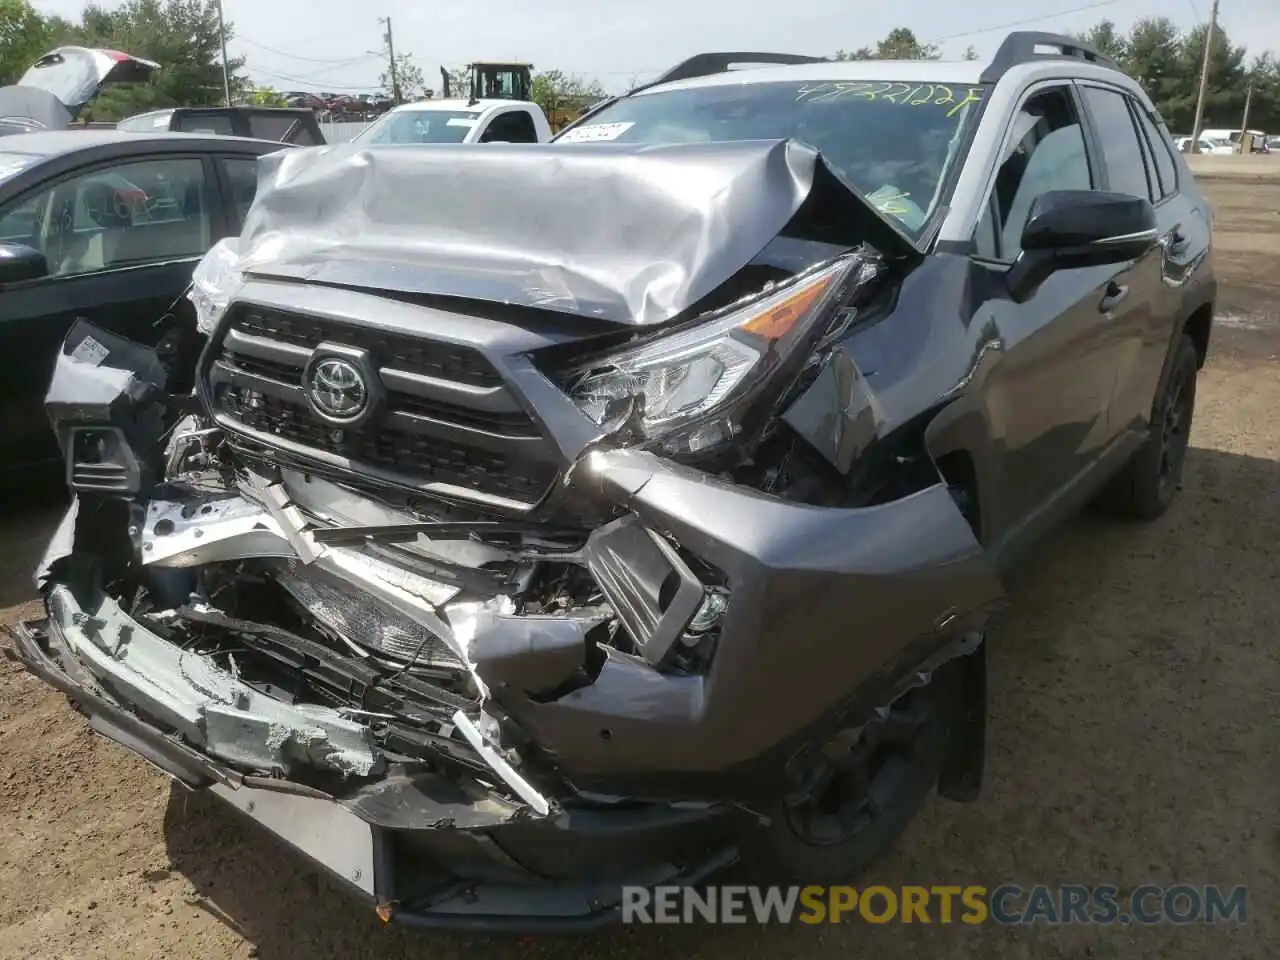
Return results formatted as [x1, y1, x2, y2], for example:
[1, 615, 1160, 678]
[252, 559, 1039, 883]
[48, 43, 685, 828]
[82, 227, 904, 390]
[1167, 224, 1189, 253]
[1099, 281, 1128, 313]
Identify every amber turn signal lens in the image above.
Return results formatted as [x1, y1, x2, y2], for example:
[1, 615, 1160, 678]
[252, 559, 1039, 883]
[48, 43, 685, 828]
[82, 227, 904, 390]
[740, 272, 838, 340]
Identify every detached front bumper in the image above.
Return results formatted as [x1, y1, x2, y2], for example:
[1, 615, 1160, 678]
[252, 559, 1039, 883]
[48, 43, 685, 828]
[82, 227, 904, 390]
[7, 610, 739, 931]
[505, 448, 1006, 798]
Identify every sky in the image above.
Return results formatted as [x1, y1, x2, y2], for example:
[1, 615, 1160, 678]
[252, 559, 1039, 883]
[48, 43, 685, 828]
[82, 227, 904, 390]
[31, 0, 1280, 95]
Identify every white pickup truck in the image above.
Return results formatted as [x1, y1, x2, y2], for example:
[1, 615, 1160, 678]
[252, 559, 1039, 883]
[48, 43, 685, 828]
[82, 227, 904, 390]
[349, 98, 553, 145]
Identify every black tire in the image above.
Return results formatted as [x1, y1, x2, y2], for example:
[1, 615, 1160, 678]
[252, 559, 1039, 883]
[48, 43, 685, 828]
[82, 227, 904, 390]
[741, 670, 952, 884]
[1096, 333, 1198, 521]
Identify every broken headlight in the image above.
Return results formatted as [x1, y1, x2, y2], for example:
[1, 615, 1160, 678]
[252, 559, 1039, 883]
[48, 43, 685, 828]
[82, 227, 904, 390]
[563, 258, 854, 457]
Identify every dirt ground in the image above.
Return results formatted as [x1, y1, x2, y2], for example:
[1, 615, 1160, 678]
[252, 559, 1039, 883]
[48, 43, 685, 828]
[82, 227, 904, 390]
[1, 171, 1277, 960]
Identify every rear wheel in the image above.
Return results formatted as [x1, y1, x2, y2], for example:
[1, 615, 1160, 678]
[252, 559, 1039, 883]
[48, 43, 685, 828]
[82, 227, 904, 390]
[1096, 333, 1199, 520]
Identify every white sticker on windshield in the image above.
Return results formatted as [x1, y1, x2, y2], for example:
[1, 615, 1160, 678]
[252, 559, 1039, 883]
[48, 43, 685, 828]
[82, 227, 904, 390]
[556, 121, 634, 143]
[446, 117, 480, 127]
[71, 335, 110, 367]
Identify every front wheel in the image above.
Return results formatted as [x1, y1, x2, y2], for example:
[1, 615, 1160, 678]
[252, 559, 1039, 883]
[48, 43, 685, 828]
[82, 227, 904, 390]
[741, 669, 952, 884]
[1095, 333, 1199, 521]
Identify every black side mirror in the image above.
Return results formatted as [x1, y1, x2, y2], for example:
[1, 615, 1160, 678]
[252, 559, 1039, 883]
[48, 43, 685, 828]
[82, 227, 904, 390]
[1006, 190, 1158, 302]
[0, 242, 49, 285]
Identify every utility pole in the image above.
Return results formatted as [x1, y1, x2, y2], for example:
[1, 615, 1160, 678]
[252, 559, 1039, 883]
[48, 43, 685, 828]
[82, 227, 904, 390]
[380, 16, 401, 104]
[1188, 0, 1219, 153]
[215, 0, 232, 106]
[1237, 79, 1253, 152]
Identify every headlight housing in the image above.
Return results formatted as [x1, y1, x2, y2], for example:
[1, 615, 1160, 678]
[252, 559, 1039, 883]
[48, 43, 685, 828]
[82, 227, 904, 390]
[563, 257, 859, 457]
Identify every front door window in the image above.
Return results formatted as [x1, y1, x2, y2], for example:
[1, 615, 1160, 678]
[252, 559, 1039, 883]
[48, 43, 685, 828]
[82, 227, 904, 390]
[0, 156, 210, 278]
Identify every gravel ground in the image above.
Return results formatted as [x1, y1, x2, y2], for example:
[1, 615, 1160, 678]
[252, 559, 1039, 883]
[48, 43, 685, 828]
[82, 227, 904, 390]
[0, 174, 1276, 960]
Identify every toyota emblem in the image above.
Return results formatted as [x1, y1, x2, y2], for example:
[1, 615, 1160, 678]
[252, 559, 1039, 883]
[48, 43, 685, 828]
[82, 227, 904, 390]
[306, 357, 369, 422]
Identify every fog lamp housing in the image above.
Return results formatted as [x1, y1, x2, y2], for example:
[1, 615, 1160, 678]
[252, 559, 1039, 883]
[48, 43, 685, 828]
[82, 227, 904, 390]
[65, 426, 145, 495]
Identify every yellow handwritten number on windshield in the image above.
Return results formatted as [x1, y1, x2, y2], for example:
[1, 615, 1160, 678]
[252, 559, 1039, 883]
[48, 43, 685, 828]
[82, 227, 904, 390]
[794, 83, 985, 117]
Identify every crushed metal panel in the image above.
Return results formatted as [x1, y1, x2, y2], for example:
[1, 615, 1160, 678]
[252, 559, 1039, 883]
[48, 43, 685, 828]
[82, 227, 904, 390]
[228, 138, 908, 326]
[141, 497, 293, 567]
[782, 346, 885, 474]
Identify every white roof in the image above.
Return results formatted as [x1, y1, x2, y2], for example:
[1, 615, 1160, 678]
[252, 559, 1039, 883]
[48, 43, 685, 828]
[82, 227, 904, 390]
[388, 98, 526, 114]
[637, 59, 987, 96]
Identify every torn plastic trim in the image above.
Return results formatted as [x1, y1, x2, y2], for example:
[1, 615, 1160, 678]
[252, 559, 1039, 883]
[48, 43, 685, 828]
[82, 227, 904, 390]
[135, 481, 611, 713]
[140, 491, 472, 666]
[451, 711, 550, 816]
[45, 584, 382, 778]
[34, 498, 78, 592]
[42, 582, 558, 816]
[480, 446, 1007, 790]
[190, 237, 244, 336]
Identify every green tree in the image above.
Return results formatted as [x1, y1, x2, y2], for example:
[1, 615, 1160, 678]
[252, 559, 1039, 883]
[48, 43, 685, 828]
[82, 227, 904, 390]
[1249, 53, 1280, 132]
[0, 0, 73, 85]
[834, 27, 940, 61]
[1074, 16, 1278, 133]
[73, 0, 246, 119]
[440, 65, 470, 100]
[532, 69, 605, 117]
[1173, 21, 1248, 130]
[380, 52, 427, 103]
[1126, 17, 1191, 125]
[1077, 19, 1128, 61]
[243, 85, 287, 107]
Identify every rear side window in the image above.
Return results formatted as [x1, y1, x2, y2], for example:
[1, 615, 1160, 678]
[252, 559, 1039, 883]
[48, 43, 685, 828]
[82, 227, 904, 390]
[118, 111, 172, 132]
[174, 114, 235, 136]
[248, 113, 315, 143]
[1079, 86, 1149, 201]
[1131, 106, 1178, 200]
[221, 157, 259, 226]
[481, 111, 538, 143]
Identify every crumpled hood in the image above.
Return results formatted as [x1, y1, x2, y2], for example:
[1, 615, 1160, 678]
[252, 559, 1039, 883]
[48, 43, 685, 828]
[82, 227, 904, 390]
[231, 138, 919, 326]
[0, 46, 160, 132]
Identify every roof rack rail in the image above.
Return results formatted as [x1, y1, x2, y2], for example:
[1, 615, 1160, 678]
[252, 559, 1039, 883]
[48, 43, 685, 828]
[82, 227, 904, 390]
[565, 51, 827, 128]
[980, 31, 1119, 83]
[645, 51, 829, 90]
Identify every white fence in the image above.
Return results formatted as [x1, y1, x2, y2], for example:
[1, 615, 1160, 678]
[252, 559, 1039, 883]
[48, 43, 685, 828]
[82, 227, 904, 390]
[319, 119, 375, 143]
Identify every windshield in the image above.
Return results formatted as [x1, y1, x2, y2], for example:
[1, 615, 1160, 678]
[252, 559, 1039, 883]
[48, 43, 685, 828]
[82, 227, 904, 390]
[556, 79, 987, 236]
[353, 109, 480, 144]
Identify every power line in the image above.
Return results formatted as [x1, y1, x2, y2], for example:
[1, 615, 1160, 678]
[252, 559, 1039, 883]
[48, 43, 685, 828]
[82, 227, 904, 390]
[237, 36, 372, 65]
[927, 0, 1126, 45]
[251, 55, 379, 81]
[248, 66, 382, 91]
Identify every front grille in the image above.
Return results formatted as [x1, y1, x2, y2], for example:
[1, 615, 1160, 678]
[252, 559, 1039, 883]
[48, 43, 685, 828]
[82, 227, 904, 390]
[234, 308, 501, 387]
[204, 304, 561, 510]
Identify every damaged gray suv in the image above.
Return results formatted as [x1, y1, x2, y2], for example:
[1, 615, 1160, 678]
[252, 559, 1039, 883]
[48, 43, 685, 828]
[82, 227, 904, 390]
[7, 33, 1215, 930]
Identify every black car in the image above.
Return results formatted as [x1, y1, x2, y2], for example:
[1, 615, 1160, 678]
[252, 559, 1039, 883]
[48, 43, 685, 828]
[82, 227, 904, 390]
[116, 107, 327, 146]
[0, 131, 288, 476]
[8, 34, 1215, 930]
